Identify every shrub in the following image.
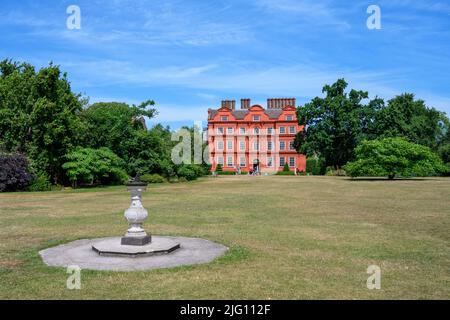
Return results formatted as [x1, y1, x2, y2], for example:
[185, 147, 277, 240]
[0, 153, 33, 192]
[345, 138, 446, 179]
[62, 147, 128, 188]
[217, 171, 235, 175]
[325, 166, 346, 176]
[306, 157, 326, 175]
[276, 171, 295, 176]
[140, 173, 166, 184]
[27, 171, 52, 191]
[283, 163, 291, 172]
[177, 165, 198, 181]
[216, 164, 223, 172]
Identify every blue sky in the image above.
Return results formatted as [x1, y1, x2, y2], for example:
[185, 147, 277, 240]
[1, 0, 450, 129]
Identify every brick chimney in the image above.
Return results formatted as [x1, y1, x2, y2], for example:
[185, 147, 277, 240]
[267, 98, 296, 109]
[221, 100, 236, 110]
[240, 98, 251, 109]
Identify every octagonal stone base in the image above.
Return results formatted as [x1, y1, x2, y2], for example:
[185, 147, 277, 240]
[39, 236, 228, 271]
[93, 237, 180, 257]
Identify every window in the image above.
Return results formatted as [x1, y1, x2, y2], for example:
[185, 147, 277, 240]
[280, 141, 286, 151]
[217, 141, 224, 150]
[221, 116, 228, 121]
[227, 156, 234, 167]
[239, 157, 246, 167]
[289, 157, 296, 167]
[253, 115, 261, 121]
[227, 127, 234, 134]
[267, 127, 274, 135]
[239, 140, 245, 151]
[227, 140, 233, 150]
[267, 157, 273, 167]
[253, 141, 260, 151]
[239, 127, 246, 134]
[254, 127, 260, 134]
[267, 141, 273, 151]
[279, 127, 286, 134]
[279, 157, 286, 167]
[217, 127, 224, 134]
[289, 141, 295, 150]
[289, 126, 296, 134]
[217, 156, 224, 165]
[286, 115, 294, 121]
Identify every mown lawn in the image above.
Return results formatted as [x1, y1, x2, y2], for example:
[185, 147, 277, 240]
[0, 176, 449, 299]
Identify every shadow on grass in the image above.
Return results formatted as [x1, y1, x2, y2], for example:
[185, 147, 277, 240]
[346, 177, 437, 182]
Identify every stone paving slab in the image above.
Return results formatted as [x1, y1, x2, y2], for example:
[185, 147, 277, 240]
[39, 236, 228, 272]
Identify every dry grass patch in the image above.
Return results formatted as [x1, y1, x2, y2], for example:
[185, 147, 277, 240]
[0, 176, 449, 299]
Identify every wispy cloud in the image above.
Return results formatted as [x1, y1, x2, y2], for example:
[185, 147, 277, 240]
[255, 0, 352, 29]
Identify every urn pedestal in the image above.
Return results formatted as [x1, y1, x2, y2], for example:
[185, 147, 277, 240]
[121, 182, 151, 246]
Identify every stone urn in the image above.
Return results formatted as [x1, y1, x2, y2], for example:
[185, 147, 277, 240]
[121, 179, 151, 246]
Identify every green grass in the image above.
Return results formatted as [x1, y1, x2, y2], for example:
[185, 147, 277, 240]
[0, 176, 449, 299]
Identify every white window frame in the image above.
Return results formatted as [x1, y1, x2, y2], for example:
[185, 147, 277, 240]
[221, 116, 228, 121]
[280, 141, 286, 151]
[289, 157, 296, 167]
[227, 156, 234, 167]
[289, 126, 296, 134]
[217, 141, 224, 150]
[227, 140, 233, 150]
[253, 115, 261, 121]
[253, 141, 260, 151]
[267, 127, 274, 135]
[267, 141, 273, 151]
[239, 127, 246, 134]
[253, 127, 260, 134]
[267, 157, 273, 167]
[286, 115, 294, 121]
[217, 156, 224, 165]
[279, 127, 286, 134]
[239, 157, 246, 167]
[227, 127, 234, 134]
[239, 140, 245, 151]
[279, 157, 286, 167]
[217, 127, 224, 134]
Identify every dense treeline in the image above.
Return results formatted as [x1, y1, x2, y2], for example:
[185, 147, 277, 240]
[296, 79, 450, 178]
[1, 60, 449, 191]
[0, 59, 209, 191]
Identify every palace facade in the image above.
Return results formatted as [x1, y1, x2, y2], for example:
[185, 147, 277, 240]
[207, 98, 306, 173]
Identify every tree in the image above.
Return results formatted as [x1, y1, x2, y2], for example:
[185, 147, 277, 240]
[295, 79, 375, 169]
[372, 93, 448, 150]
[0, 59, 85, 184]
[62, 147, 128, 188]
[80, 101, 172, 176]
[345, 138, 446, 179]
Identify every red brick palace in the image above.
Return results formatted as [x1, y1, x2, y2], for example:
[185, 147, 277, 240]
[207, 98, 306, 173]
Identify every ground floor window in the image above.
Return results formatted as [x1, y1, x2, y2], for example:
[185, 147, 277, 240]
[279, 157, 285, 167]
[267, 157, 273, 167]
[227, 156, 234, 167]
[239, 157, 246, 167]
[217, 156, 224, 166]
[289, 157, 295, 167]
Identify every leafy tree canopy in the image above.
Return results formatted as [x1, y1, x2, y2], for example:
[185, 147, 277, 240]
[0, 59, 85, 183]
[372, 93, 448, 150]
[345, 137, 446, 179]
[295, 79, 373, 169]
